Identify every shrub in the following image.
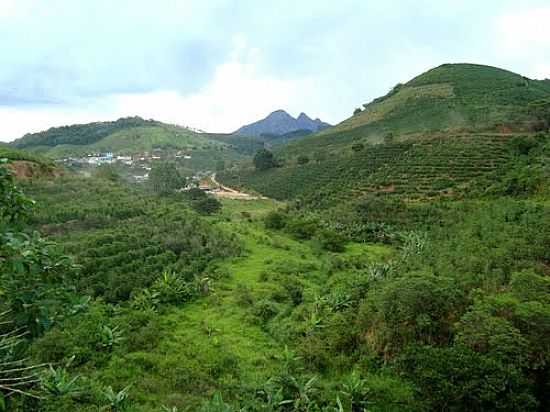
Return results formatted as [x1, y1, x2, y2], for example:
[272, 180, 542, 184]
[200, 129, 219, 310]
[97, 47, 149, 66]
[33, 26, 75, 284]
[315, 229, 346, 252]
[286, 218, 318, 240]
[253, 149, 277, 171]
[297, 155, 310, 165]
[192, 197, 222, 215]
[264, 210, 287, 230]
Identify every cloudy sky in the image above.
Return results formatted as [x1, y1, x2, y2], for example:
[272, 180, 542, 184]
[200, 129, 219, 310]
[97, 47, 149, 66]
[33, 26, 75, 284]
[1, 0, 549, 141]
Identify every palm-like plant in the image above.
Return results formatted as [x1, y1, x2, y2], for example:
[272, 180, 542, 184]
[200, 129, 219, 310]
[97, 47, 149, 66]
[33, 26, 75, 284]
[99, 325, 124, 350]
[40, 364, 80, 396]
[161, 406, 179, 412]
[102, 385, 131, 411]
[340, 371, 369, 412]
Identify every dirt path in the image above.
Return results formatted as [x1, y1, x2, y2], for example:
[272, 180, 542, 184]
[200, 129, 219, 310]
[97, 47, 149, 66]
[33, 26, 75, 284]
[209, 173, 268, 200]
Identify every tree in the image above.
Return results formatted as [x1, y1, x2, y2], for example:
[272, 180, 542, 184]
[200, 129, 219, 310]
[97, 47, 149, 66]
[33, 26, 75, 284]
[215, 160, 225, 172]
[351, 143, 364, 152]
[383, 133, 394, 144]
[192, 197, 222, 215]
[297, 155, 310, 165]
[353, 108, 362, 115]
[315, 229, 346, 252]
[94, 164, 120, 182]
[253, 149, 277, 171]
[264, 210, 287, 230]
[149, 162, 184, 195]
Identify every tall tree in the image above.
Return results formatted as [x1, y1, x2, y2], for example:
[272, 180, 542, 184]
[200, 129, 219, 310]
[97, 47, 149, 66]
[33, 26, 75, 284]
[149, 162, 185, 195]
[253, 149, 277, 171]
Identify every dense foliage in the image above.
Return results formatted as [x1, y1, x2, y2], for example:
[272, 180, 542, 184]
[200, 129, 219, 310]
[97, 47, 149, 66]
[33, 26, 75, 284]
[3, 62, 550, 411]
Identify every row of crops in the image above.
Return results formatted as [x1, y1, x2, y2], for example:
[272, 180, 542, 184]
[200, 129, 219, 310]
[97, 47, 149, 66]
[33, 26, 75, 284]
[219, 134, 512, 205]
[23, 176, 241, 303]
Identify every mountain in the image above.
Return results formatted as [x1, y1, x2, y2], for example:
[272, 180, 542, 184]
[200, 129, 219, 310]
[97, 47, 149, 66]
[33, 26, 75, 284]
[218, 63, 550, 204]
[234, 110, 330, 136]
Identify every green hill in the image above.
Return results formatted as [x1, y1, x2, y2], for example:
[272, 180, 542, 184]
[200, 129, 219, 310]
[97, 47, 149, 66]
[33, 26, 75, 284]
[279, 64, 550, 158]
[326, 63, 550, 138]
[0, 143, 53, 165]
[10, 117, 233, 158]
[219, 64, 550, 204]
[8, 117, 249, 172]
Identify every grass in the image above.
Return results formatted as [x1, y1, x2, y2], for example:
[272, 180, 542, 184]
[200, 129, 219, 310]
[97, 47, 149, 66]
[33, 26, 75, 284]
[90, 198, 392, 410]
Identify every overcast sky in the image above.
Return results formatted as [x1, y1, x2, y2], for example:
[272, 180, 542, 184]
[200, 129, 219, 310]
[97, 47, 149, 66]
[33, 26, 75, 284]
[1, 0, 550, 141]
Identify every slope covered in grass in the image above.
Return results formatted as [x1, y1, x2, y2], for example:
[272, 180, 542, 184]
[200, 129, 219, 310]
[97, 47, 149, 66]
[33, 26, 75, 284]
[9, 117, 235, 161]
[272, 64, 550, 162]
[325, 63, 550, 138]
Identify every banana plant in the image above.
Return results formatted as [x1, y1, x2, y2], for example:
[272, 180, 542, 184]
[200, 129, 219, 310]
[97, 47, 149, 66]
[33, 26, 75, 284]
[99, 325, 124, 350]
[40, 365, 80, 397]
[102, 385, 131, 411]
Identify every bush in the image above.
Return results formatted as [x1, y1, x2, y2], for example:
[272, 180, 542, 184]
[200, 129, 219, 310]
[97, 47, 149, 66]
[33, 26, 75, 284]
[286, 218, 318, 240]
[192, 197, 222, 215]
[297, 155, 310, 165]
[264, 210, 287, 230]
[253, 149, 277, 171]
[315, 229, 346, 252]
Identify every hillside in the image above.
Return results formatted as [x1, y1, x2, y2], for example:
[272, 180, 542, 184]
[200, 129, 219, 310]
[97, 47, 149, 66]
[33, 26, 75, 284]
[219, 64, 550, 204]
[9, 117, 232, 158]
[7, 117, 250, 173]
[234, 110, 330, 137]
[0, 144, 60, 179]
[325, 63, 550, 139]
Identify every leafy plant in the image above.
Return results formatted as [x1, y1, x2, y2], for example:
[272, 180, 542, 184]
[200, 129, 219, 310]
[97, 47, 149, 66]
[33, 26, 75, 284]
[40, 363, 80, 397]
[102, 385, 132, 411]
[99, 325, 124, 351]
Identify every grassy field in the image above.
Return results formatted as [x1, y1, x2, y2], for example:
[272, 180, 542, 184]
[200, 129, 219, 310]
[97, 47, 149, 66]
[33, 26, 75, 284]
[94, 198, 392, 409]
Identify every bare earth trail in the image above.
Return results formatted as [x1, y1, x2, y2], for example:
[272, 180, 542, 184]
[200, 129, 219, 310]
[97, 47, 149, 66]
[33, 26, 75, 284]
[209, 173, 268, 200]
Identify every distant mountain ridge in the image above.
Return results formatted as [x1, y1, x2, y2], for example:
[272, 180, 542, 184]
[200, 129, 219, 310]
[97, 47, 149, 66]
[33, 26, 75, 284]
[234, 110, 330, 136]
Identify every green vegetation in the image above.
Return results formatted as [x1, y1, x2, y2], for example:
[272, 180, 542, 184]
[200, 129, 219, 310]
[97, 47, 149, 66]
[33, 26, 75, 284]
[12, 117, 160, 149]
[7, 117, 246, 173]
[2, 63, 549, 411]
[149, 162, 185, 195]
[253, 148, 278, 171]
[326, 63, 550, 138]
[0, 144, 54, 166]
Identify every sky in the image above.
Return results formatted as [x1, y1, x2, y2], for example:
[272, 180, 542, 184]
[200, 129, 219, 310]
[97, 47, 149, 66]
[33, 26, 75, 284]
[1, 0, 550, 142]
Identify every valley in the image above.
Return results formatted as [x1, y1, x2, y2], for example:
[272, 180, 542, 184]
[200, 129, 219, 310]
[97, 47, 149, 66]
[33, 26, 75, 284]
[1, 62, 549, 411]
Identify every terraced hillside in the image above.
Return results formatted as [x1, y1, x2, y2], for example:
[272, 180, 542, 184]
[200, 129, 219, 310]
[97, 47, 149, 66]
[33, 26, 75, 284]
[282, 64, 550, 158]
[219, 64, 550, 204]
[219, 134, 514, 205]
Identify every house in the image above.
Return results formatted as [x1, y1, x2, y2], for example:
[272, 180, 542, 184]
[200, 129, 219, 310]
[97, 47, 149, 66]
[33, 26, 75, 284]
[116, 155, 133, 165]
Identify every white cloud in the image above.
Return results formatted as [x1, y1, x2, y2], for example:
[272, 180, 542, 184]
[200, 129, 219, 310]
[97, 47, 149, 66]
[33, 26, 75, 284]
[0, 41, 320, 141]
[0, 0, 27, 18]
[493, 6, 550, 78]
